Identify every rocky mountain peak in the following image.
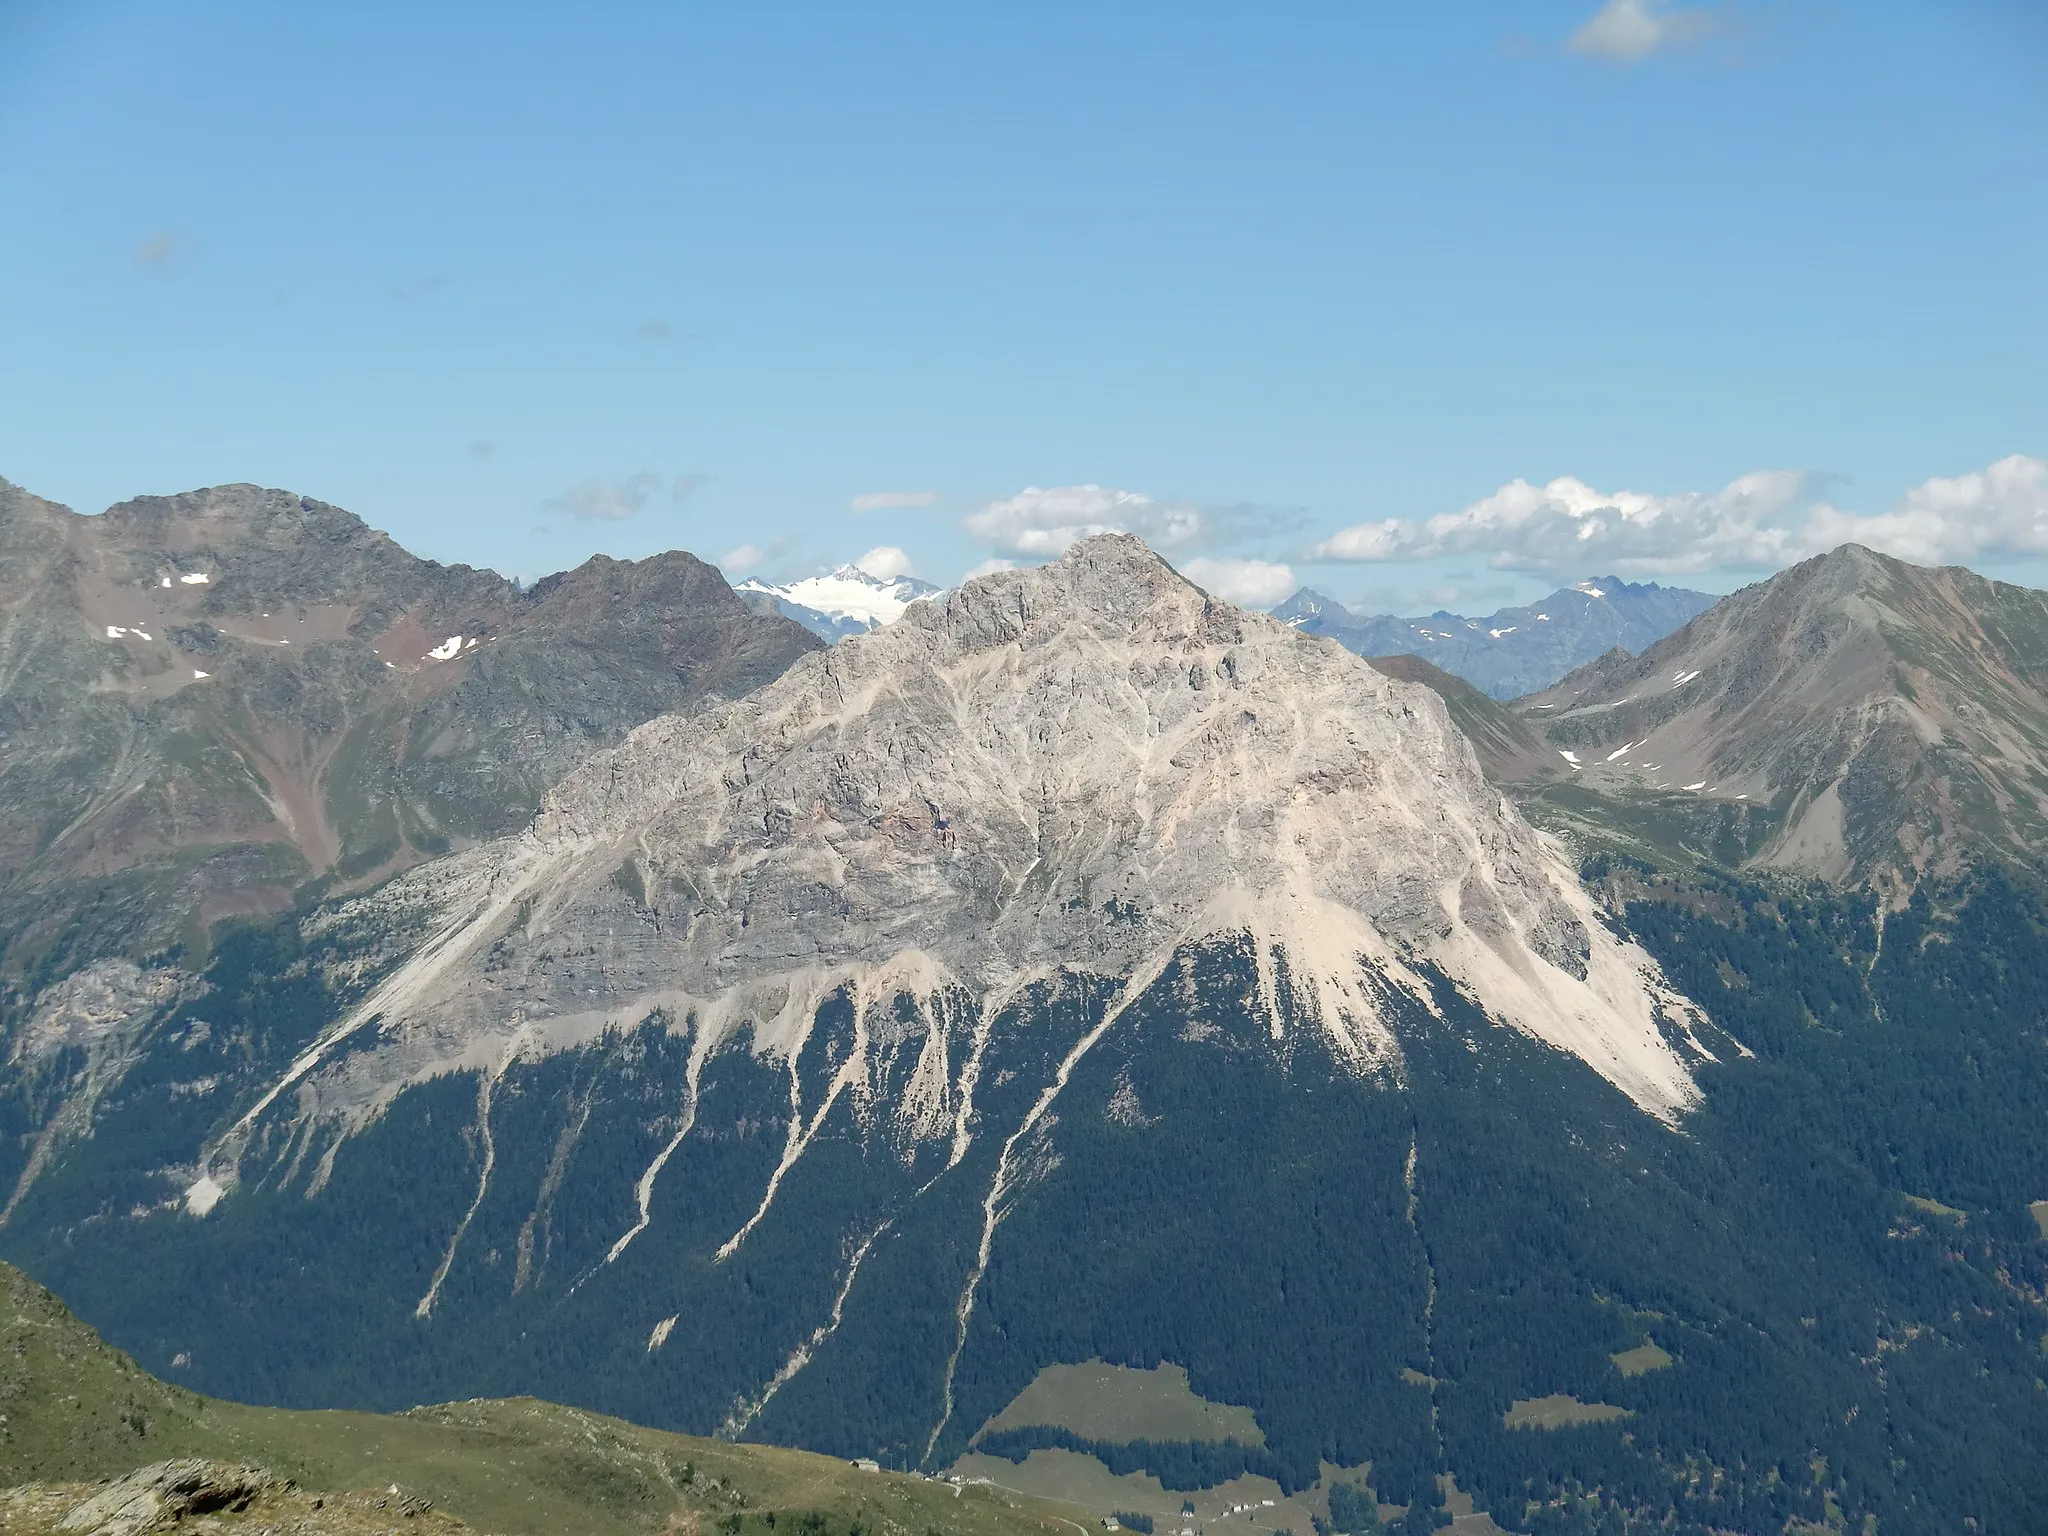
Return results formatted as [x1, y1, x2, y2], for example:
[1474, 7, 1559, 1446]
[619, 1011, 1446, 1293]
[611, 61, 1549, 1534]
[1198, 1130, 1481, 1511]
[1519, 543, 2048, 884]
[210, 536, 1708, 1201]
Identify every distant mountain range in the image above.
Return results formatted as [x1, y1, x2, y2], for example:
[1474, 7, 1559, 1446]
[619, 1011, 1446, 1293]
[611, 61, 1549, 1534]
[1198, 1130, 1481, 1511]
[1274, 577, 1717, 700]
[735, 565, 947, 642]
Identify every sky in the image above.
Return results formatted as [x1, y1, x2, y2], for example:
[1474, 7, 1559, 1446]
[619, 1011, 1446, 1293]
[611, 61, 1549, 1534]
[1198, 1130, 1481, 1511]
[1, 0, 2043, 615]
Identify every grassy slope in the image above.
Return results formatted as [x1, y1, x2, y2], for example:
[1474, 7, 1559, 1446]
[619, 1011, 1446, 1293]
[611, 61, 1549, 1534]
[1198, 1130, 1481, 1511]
[0, 1262, 1084, 1536]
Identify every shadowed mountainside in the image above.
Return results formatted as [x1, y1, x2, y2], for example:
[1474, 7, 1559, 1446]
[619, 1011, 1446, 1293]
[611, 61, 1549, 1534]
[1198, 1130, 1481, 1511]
[0, 1257, 1078, 1536]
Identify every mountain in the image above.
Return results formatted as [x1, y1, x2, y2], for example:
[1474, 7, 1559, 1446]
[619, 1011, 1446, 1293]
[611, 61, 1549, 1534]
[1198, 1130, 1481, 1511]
[0, 1258, 1069, 1536]
[1275, 578, 1716, 700]
[7, 537, 2048, 1535]
[1514, 544, 2048, 886]
[0, 478, 820, 984]
[735, 565, 946, 642]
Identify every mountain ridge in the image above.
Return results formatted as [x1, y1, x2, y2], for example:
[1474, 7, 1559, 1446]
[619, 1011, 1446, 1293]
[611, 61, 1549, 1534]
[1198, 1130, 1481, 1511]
[1515, 543, 2048, 886]
[0, 476, 820, 983]
[1275, 576, 1716, 700]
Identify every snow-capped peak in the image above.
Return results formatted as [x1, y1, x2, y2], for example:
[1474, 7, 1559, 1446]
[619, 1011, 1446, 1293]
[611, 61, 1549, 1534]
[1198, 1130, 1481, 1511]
[735, 560, 947, 642]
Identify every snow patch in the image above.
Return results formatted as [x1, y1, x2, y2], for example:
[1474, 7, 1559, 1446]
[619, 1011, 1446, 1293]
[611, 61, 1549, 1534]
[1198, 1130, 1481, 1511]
[180, 572, 210, 584]
[1489, 627, 1516, 638]
[191, 670, 210, 680]
[1558, 749, 1581, 764]
[648, 1316, 678, 1352]
[427, 636, 463, 661]
[184, 1176, 224, 1217]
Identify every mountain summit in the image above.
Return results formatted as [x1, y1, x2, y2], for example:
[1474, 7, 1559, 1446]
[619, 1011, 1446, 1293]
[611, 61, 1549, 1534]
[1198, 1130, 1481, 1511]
[209, 532, 1702, 1203]
[1518, 544, 2048, 884]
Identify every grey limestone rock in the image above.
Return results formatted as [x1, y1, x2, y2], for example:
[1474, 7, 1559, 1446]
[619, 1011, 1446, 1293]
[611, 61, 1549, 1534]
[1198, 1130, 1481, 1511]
[201, 534, 1706, 1205]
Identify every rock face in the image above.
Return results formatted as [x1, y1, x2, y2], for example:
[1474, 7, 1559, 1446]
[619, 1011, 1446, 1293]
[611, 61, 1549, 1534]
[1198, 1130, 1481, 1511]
[210, 533, 1702, 1189]
[51, 1460, 276, 1536]
[1516, 544, 2048, 886]
[0, 477, 820, 978]
[1275, 577, 1716, 700]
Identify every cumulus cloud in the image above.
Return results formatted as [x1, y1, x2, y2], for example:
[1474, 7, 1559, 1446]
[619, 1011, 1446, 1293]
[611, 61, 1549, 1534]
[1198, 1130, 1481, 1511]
[720, 543, 766, 574]
[855, 546, 916, 580]
[1801, 455, 2048, 567]
[960, 557, 1017, 582]
[1309, 456, 2048, 577]
[1311, 470, 1809, 575]
[964, 484, 1206, 556]
[851, 490, 940, 512]
[546, 472, 662, 522]
[1181, 557, 1299, 609]
[1569, 0, 1724, 62]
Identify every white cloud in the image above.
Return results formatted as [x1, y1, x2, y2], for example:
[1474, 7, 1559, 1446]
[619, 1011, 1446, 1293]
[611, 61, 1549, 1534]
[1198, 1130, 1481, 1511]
[720, 543, 766, 573]
[960, 557, 1017, 582]
[547, 472, 662, 521]
[1311, 470, 1806, 575]
[855, 545, 916, 580]
[964, 484, 1204, 556]
[1180, 557, 1299, 609]
[1308, 455, 2048, 578]
[1801, 455, 2048, 567]
[1569, 0, 1723, 62]
[851, 490, 940, 512]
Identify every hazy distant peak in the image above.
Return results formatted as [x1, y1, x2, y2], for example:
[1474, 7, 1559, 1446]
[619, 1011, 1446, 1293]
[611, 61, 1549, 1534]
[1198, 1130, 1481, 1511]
[735, 559, 947, 642]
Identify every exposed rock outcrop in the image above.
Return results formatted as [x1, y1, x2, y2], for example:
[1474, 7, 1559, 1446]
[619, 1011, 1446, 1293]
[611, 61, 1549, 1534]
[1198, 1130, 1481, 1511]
[200, 534, 1706, 1206]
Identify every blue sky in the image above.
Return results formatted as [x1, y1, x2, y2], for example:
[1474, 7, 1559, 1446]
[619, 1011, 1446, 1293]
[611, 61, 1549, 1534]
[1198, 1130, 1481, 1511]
[1, 0, 2042, 614]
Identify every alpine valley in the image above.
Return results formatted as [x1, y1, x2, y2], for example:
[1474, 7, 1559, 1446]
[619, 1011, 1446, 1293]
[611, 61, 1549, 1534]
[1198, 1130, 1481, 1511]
[4, 485, 2048, 1536]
